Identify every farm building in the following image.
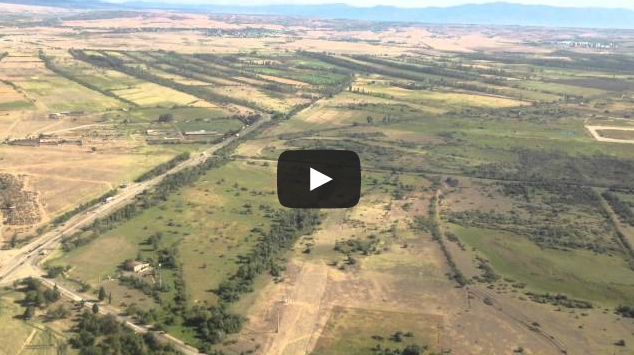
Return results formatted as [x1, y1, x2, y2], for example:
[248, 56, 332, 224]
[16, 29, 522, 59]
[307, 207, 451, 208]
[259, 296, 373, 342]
[184, 130, 220, 136]
[124, 261, 151, 273]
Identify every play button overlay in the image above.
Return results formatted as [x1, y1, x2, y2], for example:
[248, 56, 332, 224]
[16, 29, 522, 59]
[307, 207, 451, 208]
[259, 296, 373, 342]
[277, 150, 361, 208]
[310, 168, 332, 191]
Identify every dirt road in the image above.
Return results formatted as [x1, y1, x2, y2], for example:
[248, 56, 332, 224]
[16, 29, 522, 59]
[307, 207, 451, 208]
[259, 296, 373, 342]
[38, 277, 201, 355]
[586, 125, 634, 144]
[260, 260, 330, 355]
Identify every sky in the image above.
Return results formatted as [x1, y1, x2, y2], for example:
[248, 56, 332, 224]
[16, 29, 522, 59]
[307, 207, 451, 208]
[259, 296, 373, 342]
[107, 0, 634, 10]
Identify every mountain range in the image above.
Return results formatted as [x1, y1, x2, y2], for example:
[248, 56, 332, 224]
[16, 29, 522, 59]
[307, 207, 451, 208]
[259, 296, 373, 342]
[4, 0, 634, 29]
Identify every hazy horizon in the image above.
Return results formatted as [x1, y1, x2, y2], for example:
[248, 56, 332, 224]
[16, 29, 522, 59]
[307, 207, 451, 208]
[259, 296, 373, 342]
[103, 0, 634, 10]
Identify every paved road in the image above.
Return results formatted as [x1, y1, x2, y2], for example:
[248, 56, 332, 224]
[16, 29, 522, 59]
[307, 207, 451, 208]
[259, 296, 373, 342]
[0, 116, 269, 354]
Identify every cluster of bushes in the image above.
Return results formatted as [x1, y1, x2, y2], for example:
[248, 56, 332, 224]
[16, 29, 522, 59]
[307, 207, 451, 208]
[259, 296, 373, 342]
[371, 345, 427, 355]
[475, 257, 500, 283]
[119, 275, 161, 297]
[392, 182, 415, 200]
[181, 303, 245, 351]
[69, 311, 179, 355]
[526, 292, 593, 309]
[616, 305, 634, 318]
[46, 265, 70, 278]
[370, 331, 427, 355]
[23, 278, 60, 305]
[334, 236, 379, 256]
[18, 277, 61, 319]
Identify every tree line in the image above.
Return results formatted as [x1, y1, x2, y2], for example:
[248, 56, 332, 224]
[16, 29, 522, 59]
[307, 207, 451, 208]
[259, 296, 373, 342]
[301, 51, 504, 97]
[602, 190, 634, 226]
[351, 54, 505, 85]
[526, 292, 593, 309]
[69, 311, 179, 355]
[70, 49, 267, 113]
[61, 156, 228, 251]
[464, 50, 634, 74]
[134, 152, 190, 183]
[415, 194, 468, 287]
[38, 50, 137, 106]
[162, 51, 299, 94]
[53, 189, 118, 225]
[215, 208, 322, 302]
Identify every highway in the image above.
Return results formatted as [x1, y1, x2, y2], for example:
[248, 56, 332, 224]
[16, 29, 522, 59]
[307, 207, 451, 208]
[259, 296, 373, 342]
[0, 116, 269, 354]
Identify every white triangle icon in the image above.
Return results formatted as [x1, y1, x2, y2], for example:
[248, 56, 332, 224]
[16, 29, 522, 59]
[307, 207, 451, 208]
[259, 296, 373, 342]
[310, 167, 333, 191]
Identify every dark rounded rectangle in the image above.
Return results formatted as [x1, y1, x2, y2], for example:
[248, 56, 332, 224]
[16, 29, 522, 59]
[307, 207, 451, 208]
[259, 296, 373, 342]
[277, 150, 361, 209]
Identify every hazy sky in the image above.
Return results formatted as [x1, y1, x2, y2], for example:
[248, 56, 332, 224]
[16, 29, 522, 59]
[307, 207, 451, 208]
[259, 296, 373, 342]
[107, 0, 634, 9]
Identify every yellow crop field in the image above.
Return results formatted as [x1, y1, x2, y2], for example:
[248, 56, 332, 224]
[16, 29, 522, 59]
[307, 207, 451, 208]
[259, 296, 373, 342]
[111, 82, 201, 107]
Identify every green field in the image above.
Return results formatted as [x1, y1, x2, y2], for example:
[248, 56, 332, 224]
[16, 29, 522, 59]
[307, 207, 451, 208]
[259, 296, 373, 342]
[449, 224, 634, 306]
[49, 160, 278, 307]
[18, 73, 121, 112]
[312, 307, 437, 355]
[0, 291, 67, 355]
[0, 100, 34, 110]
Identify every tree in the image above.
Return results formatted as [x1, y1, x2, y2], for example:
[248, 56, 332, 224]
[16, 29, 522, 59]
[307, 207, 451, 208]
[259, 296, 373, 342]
[92, 303, 100, 314]
[46, 266, 66, 278]
[347, 255, 357, 265]
[47, 305, 70, 320]
[23, 306, 35, 320]
[445, 177, 459, 187]
[158, 113, 174, 123]
[98, 286, 106, 302]
[391, 331, 403, 342]
[366, 115, 374, 124]
[402, 345, 422, 355]
[150, 231, 163, 250]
